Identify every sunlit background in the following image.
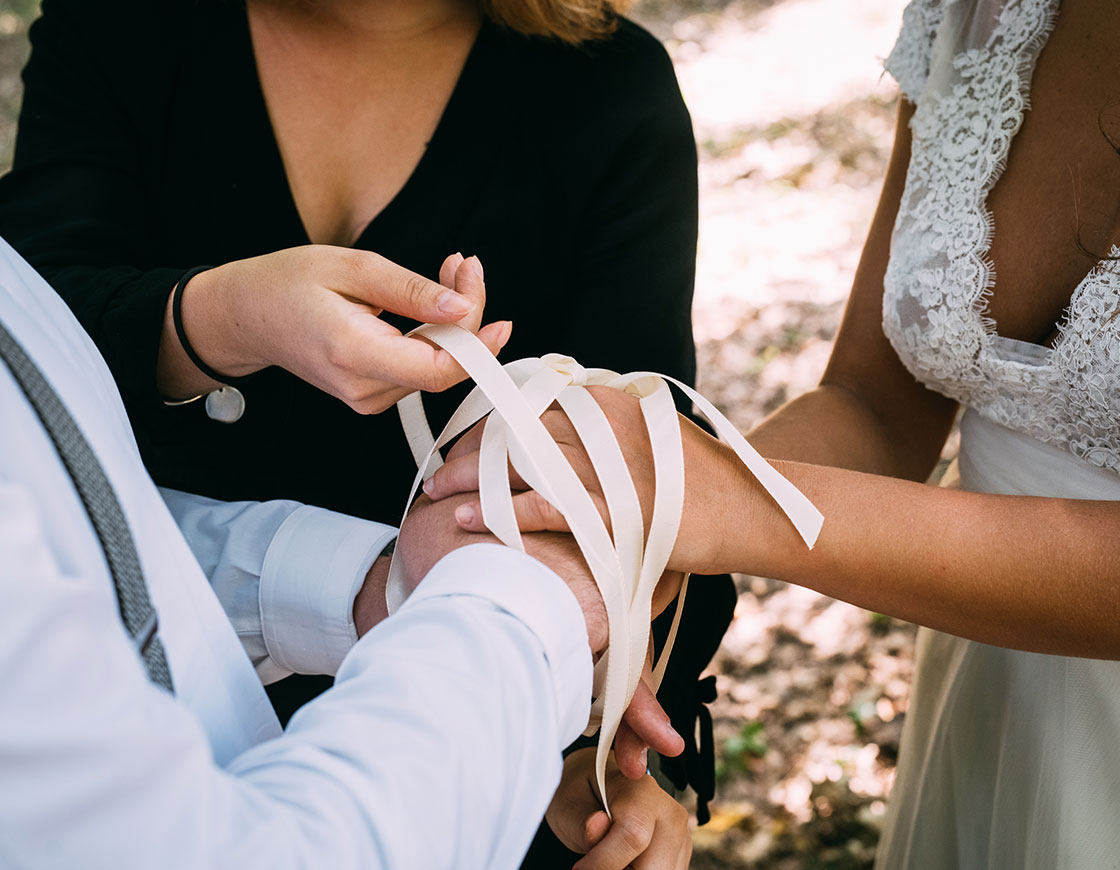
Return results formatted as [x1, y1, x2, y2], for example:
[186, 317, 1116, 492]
[0, 1, 915, 865]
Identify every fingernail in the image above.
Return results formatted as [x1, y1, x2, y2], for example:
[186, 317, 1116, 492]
[455, 504, 475, 526]
[422, 477, 435, 496]
[665, 721, 683, 743]
[497, 320, 513, 347]
[438, 290, 475, 317]
[466, 255, 484, 280]
[639, 748, 648, 769]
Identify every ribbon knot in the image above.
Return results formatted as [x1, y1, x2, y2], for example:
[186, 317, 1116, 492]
[540, 353, 588, 386]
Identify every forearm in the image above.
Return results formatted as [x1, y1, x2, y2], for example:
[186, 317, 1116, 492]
[2, 503, 586, 868]
[747, 383, 946, 480]
[156, 262, 279, 399]
[727, 459, 1120, 659]
[157, 269, 227, 398]
[229, 572, 580, 869]
[161, 488, 396, 681]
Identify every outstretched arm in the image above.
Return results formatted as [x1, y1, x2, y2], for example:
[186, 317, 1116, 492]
[426, 100, 1120, 660]
[673, 99, 1120, 659]
[160, 487, 397, 684]
[0, 477, 592, 869]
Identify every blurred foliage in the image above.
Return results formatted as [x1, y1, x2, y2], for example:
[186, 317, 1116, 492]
[693, 777, 883, 870]
[847, 703, 875, 739]
[716, 720, 768, 783]
[1, 0, 41, 21]
[0, 0, 38, 172]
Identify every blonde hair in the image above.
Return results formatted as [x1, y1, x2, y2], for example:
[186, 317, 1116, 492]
[253, 0, 627, 45]
[480, 0, 631, 43]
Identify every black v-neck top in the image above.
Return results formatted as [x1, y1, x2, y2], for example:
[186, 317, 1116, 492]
[1, 0, 700, 524]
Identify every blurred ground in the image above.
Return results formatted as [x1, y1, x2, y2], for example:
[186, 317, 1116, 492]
[0, 1, 34, 171]
[628, 2, 917, 867]
[0, 1, 915, 866]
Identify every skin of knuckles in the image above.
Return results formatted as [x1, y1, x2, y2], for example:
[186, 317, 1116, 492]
[446, 399, 742, 578]
[396, 494, 610, 652]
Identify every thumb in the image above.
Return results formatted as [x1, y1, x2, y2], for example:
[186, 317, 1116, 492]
[621, 679, 685, 765]
[547, 796, 600, 855]
[343, 250, 477, 323]
[438, 252, 466, 288]
[581, 810, 611, 852]
[450, 255, 487, 334]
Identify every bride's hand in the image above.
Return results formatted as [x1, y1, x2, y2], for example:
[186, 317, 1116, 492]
[158, 247, 512, 412]
[422, 386, 746, 574]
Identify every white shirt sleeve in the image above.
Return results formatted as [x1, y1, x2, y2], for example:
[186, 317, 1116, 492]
[160, 488, 397, 682]
[0, 484, 592, 870]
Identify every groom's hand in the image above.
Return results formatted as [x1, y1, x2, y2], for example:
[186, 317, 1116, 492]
[521, 531, 608, 654]
[353, 553, 392, 637]
[395, 492, 608, 654]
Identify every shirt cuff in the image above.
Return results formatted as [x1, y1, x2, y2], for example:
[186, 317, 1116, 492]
[260, 506, 396, 676]
[404, 543, 593, 746]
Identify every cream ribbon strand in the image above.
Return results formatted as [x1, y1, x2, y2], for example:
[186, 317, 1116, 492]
[387, 323, 823, 814]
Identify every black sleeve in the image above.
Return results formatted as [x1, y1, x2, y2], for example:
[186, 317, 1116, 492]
[0, 0, 182, 406]
[554, 32, 699, 391]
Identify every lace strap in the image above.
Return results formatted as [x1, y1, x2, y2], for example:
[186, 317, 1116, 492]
[883, 0, 945, 102]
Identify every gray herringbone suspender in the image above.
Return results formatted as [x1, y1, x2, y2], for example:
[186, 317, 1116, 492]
[0, 321, 174, 692]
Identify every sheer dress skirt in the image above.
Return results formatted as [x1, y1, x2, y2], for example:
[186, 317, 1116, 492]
[876, 410, 1120, 870]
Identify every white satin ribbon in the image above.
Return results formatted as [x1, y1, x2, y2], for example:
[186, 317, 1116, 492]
[387, 323, 823, 813]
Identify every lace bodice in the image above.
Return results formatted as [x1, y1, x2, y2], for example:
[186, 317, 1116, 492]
[881, 0, 1120, 473]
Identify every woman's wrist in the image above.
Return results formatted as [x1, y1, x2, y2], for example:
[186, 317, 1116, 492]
[179, 264, 269, 378]
[170, 266, 260, 385]
[156, 263, 266, 398]
[746, 458, 825, 578]
[681, 437, 816, 579]
[678, 429, 758, 575]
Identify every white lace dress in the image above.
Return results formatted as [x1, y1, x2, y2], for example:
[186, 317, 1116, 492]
[876, 1, 1120, 867]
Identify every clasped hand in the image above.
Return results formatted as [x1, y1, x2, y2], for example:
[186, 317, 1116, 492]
[368, 486, 691, 867]
[392, 491, 684, 757]
[424, 385, 747, 576]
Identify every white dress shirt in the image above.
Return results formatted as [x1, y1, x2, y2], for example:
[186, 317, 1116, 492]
[0, 236, 592, 869]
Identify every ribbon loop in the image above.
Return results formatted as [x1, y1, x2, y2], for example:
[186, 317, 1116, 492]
[386, 324, 823, 814]
[541, 352, 588, 386]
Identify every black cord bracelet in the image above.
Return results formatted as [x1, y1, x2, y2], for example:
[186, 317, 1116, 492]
[171, 265, 256, 387]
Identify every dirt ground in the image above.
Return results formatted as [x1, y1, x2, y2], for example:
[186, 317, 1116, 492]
[0, 1, 917, 866]
[630, 3, 919, 867]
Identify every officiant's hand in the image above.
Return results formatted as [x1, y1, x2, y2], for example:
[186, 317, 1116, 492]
[158, 248, 512, 411]
[423, 388, 747, 575]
